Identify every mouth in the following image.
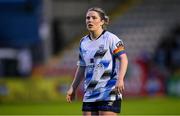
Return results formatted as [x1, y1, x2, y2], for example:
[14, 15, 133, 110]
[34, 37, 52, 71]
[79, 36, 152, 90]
[87, 24, 93, 28]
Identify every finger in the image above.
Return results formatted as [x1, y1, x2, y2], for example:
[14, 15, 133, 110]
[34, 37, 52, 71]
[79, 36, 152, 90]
[67, 97, 72, 103]
[116, 87, 120, 94]
[115, 87, 123, 94]
[66, 95, 72, 103]
[119, 86, 124, 93]
[66, 96, 69, 102]
[115, 87, 119, 94]
[119, 88, 123, 94]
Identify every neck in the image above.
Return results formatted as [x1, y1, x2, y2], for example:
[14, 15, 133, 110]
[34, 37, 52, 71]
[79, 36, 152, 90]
[90, 28, 104, 40]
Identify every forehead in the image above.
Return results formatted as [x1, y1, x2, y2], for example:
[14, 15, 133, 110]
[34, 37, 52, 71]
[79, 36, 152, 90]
[86, 11, 100, 17]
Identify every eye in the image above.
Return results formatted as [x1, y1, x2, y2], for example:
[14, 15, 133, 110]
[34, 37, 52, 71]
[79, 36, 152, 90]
[92, 16, 97, 20]
[86, 16, 90, 20]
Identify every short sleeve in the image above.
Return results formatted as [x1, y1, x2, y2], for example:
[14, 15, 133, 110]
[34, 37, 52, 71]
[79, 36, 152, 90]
[77, 45, 86, 66]
[110, 35, 126, 57]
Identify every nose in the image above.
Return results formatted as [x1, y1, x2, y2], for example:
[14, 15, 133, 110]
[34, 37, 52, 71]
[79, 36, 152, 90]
[87, 17, 93, 22]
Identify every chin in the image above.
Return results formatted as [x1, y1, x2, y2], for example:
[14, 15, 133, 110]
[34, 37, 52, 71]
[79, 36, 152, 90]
[87, 28, 95, 32]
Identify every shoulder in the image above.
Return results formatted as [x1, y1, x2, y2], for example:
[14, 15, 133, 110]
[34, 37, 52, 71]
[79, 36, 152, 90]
[104, 31, 120, 40]
[79, 35, 89, 46]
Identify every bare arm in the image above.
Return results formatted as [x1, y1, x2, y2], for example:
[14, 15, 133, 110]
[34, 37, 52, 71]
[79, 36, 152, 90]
[115, 53, 128, 93]
[66, 66, 85, 103]
[71, 66, 85, 90]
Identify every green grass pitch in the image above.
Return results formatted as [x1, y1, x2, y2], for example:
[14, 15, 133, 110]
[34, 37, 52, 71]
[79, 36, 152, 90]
[0, 97, 180, 115]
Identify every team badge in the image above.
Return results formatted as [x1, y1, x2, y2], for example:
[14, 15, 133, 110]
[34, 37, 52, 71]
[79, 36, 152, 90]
[99, 44, 105, 53]
[116, 41, 124, 48]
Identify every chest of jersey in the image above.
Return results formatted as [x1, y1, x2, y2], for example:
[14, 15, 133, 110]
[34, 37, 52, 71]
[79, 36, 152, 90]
[81, 37, 112, 66]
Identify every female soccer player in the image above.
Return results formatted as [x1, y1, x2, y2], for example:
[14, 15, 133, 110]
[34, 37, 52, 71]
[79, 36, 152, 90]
[66, 7, 128, 116]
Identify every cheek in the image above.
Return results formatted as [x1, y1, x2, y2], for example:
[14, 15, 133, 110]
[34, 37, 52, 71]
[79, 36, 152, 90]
[85, 20, 88, 24]
[94, 21, 102, 26]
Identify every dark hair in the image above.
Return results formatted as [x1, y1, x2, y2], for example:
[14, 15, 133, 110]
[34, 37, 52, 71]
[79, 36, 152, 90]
[87, 7, 109, 28]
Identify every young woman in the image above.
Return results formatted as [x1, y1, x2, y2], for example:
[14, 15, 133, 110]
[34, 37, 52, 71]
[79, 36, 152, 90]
[66, 7, 128, 116]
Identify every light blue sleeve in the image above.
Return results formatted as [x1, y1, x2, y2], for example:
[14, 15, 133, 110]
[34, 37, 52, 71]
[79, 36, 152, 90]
[77, 45, 86, 66]
[110, 35, 126, 57]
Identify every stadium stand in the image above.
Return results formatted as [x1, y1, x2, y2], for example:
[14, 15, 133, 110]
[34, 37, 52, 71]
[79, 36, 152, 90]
[43, 0, 180, 77]
[40, 0, 180, 97]
[39, 0, 133, 76]
[0, 0, 180, 103]
[109, 0, 180, 62]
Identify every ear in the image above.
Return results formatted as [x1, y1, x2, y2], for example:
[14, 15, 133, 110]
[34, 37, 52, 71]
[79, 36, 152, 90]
[100, 20, 105, 26]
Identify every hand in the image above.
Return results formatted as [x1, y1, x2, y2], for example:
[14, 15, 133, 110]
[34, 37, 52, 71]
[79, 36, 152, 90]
[66, 86, 75, 103]
[115, 80, 125, 94]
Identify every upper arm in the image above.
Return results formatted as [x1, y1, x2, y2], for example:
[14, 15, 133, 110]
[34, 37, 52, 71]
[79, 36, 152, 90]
[110, 35, 126, 58]
[118, 53, 128, 61]
[79, 66, 86, 72]
[77, 43, 86, 66]
[76, 66, 86, 79]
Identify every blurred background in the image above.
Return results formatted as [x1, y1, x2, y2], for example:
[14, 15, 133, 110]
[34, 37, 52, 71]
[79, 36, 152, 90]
[0, 0, 180, 115]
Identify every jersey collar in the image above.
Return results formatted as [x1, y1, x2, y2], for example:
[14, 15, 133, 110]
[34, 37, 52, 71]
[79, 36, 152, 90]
[88, 30, 106, 41]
